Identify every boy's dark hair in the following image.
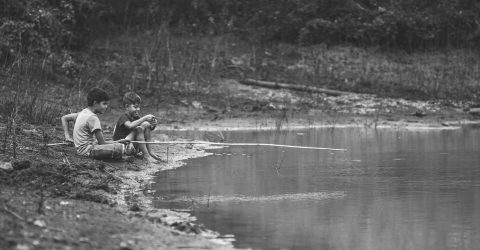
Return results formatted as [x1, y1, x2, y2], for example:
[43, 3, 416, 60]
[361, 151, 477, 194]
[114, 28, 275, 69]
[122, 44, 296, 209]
[87, 87, 109, 106]
[122, 92, 141, 106]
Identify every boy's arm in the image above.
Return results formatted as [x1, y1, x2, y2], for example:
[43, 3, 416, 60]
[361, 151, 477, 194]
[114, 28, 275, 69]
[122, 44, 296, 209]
[94, 130, 127, 144]
[124, 114, 155, 129]
[93, 129, 109, 144]
[61, 113, 78, 142]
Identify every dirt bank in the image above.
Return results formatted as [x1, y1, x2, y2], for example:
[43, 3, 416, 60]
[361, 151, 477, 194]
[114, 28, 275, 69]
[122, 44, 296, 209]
[120, 79, 480, 132]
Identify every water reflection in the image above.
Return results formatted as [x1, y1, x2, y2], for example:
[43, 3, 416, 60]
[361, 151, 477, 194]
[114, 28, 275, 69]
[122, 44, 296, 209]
[152, 127, 480, 250]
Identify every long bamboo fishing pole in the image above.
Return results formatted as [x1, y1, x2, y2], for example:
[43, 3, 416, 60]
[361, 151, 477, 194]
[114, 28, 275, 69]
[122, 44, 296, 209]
[46, 141, 347, 151]
[128, 140, 347, 151]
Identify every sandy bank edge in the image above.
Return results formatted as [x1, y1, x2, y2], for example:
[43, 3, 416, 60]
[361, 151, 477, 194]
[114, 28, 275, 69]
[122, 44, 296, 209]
[110, 143, 235, 248]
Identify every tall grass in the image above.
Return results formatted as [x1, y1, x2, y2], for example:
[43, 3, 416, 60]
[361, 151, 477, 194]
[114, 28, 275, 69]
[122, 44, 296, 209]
[1, 56, 70, 157]
[268, 45, 480, 102]
[86, 30, 230, 105]
[107, 30, 480, 104]
[1, 56, 70, 125]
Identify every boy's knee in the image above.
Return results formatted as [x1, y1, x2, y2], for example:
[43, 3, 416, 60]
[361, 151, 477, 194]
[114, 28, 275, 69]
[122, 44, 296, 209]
[140, 121, 151, 129]
[140, 121, 156, 131]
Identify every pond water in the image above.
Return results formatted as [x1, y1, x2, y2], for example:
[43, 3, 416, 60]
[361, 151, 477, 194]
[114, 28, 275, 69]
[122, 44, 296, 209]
[150, 127, 480, 250]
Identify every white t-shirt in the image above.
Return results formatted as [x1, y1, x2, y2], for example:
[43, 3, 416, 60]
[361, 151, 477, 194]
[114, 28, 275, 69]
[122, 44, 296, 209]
[73, 108, 102, 156]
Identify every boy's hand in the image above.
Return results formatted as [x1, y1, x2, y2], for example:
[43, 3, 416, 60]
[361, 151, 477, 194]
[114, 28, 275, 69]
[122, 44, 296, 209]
[143, 114, 155, 122]
[65, 136, 74, 144]
[150, 117, 158, 127]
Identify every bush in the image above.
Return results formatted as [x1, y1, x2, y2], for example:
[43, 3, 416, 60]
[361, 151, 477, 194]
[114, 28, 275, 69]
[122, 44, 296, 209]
[298, 1, 480, 50]
[0, 0, 102, 57]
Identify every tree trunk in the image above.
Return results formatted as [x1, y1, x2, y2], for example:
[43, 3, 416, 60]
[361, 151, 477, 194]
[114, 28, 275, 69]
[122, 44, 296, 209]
[239, 79, 353, 96]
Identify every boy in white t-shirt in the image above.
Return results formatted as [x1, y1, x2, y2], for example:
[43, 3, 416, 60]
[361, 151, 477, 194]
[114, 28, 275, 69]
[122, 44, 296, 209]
[62, 87, 129, 159]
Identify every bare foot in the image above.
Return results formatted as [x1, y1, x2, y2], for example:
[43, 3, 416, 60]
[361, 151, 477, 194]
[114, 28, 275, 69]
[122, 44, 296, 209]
[150, 153, 167, 163]
[143, 156, 165, 164]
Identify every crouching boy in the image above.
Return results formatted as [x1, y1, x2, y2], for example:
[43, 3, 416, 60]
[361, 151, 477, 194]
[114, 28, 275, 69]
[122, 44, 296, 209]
[113, 92, 163, 162]
[62, 87, 128, 160]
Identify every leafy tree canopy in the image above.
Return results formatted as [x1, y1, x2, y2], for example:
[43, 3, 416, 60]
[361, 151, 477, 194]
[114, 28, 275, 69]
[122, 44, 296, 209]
[1, 0, 480, 56]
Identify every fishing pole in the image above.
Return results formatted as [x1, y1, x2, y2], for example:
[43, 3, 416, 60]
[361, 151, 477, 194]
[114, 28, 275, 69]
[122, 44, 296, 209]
[46, 142, 72, 147]
[128, 140, 347, 151]
[47, 140, 347, 151]
[46, 139, 128, 147]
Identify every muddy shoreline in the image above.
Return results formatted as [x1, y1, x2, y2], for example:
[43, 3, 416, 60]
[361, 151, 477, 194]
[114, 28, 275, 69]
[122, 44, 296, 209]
[0, 119, 235, 250]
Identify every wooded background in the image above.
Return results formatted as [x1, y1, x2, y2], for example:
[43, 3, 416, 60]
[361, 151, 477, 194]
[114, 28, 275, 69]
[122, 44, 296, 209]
[2, 0, 480, 57]
[2, 0, 480, 125]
